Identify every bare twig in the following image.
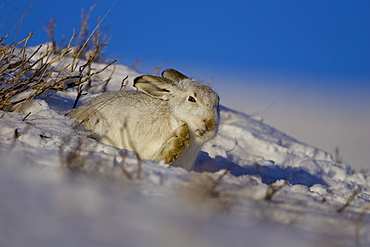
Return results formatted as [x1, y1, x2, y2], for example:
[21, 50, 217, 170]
[226, 137, 238, 153]
[136, 153, 142, 180]
[337, 187, 362, 213]
[335, 147, 343, 164]
[210, 166, 231, 195]
[13, 128, 20, 140]
[1, 25, 117, 112]
[131, 59, 142, 70]
[73, 85, 87, 109]
[259, 101, 276, 122]
[265, 180, 288, 201]
[22, 112, 31, 121]
[117, 150, 142, 180]
[206, 77, 213, 86]
[185, 172, 234, 213]
[42, 19, 57, 53]
[153, 60, 166, 75]
[100, 64, 116, 92]
[119, 75, 129, 91]
[7, 0, 37, 40]
[73, 0, 117, 65]
[119, 151, 133, 180]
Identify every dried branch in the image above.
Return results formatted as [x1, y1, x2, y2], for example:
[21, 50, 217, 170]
[210, 166, 231, 195]
[22, 112, 31, 121]
[153, 60, 166, 75]
[42, 19, 57, 53]
[136, 153, 142, 180]
[119, 75, 129, 91]
[1, 24, 117, 112]
[73, 85, 87, 109]
[265, 180, 288, 201]
[119, 151, 133, 180]
[337, 187, 362, 213]
[226, 138, 238, 153]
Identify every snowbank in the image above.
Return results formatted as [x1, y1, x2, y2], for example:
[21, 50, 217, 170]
[0, 48, 369, 246]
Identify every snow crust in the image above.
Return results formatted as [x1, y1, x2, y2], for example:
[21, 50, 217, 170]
[1, 48, 369, 246]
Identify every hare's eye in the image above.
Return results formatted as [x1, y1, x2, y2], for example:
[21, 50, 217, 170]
[188, 96, 196, 102]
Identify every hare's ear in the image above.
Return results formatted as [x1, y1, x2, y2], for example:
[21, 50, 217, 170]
[161, 69, 188, 82]
[134, 75, 175, 100]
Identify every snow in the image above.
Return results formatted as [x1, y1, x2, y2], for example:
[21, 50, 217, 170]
[1, 46, 370, 247]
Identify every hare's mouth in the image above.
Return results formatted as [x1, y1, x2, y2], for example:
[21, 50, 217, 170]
[195, 118, 217, 138]
[196, 129, 207, 137]
[196, 128, 215, 138]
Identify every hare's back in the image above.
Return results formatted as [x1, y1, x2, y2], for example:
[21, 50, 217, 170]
[91, 91, 148, 106]
[81, 91, 164, 118]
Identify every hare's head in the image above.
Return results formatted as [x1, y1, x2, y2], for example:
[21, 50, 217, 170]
[134, 69, 220, 144]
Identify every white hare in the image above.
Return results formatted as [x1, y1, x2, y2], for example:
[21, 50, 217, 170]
[68, 69, 220, 171]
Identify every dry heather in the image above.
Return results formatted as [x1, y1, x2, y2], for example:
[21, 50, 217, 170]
[0, 4, 117, 112]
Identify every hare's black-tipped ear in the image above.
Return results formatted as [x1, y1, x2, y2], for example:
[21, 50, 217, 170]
[134, 75, 174, 100]
[161, 69, 188, 82]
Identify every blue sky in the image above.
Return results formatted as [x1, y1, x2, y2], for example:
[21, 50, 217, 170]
[2, 0, 369, 79]
[1, 0, 370, 168]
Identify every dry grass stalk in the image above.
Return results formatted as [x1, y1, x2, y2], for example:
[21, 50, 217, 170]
[358, 168, 369, 175]
[335, 147, 343, 164]
[210, 166, 231, 194]
[226, 137, 238, 153]
[253, 162, 289, 201]
[59, 137, 86, 172]
[119, 151, 133, 180]
[265, 180, 288, 201]
[70, 2, 115, 65]
[70, 92, 121, 130]
[22, 112, 31, 121]
[42, 19, 57, 53]
[72, 85, 87, 109]
[337, 187, 362, 213]
[119, 75, 129, 91]
[117, 150, 142, 180]
[75, 3, 97, 55]
[260, 102, 276, 122]
[1, 34, 76, 111]
[0, 1, 118, 111]
[355, 202, 370, 245]
[153, 61, 166, 75]
[13, 128, 20, 140]
[185, 168, 233, 213]
[58, 136, 101, 176]
[9, 124, 31, 151]
[0, 27, 117, 112]
[136, 153, 142, 180]
[131, 59, 142, 70]
[3, 0, 37, 40]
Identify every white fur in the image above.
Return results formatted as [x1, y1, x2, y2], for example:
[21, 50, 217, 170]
[68, 69, 220, 170]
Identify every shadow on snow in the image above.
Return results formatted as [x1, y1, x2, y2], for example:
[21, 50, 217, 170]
[195, 152, 327, 187]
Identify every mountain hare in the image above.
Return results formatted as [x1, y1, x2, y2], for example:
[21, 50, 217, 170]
[68, 69, 220, 171]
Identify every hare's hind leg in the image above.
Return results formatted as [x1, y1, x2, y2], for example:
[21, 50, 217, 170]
[154, 124, 190, 164]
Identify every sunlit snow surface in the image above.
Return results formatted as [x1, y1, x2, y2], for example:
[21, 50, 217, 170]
[1, 50, 369, 246]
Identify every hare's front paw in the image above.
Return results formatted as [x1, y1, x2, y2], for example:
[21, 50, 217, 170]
[154, 124, 190, 164]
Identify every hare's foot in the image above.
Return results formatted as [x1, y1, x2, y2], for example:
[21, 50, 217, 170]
[154, 124, 190, 164]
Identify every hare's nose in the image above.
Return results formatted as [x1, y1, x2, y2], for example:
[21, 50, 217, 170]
[198, 129, 206, 136]
[204, 117, 216, 131]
